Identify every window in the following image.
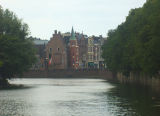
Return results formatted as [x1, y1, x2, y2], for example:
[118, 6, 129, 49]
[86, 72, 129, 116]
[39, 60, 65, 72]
[88, 55, 90, 60]
[57, 48, 60, 52]
[90, 40, 92, 44]
[49, 48, 52, 53]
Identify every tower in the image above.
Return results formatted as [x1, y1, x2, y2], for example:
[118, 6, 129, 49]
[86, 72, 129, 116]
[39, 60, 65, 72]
[69, 27, 79, 69]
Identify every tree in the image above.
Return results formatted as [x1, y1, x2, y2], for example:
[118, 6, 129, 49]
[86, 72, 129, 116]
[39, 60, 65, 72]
[0, 7, 36, 85]
[102, 0, 160, 77]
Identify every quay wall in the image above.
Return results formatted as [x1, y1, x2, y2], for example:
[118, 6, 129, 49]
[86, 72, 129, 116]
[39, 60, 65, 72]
[21, 70, 160, 92]
[22, 69, 114, 79]
[116, 72, 160, 92]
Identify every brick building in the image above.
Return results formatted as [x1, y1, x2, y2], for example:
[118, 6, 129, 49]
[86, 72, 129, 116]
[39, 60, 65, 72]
[77, 34, 88, 68]
[69, 27, 79, 69]
[46, 30, 67, 69]
[33, 27, 106, 70]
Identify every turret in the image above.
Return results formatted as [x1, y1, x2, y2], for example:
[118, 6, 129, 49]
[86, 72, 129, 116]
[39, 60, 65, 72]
[70, 27, 76, 40]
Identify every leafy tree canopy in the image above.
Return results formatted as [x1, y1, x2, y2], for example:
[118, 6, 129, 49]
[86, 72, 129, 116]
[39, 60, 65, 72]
[0, 7, 36, 80]
[102, 0, 160, 76]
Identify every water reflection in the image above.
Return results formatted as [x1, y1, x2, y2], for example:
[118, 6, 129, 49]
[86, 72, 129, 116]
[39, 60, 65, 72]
[0, 78, 160, 116]
[106, 83, 160, 116]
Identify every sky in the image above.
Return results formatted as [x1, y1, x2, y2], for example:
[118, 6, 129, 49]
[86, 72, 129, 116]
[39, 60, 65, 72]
[1, 0, 146, 40]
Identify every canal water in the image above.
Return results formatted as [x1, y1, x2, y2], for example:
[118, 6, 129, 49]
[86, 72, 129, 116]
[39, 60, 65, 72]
[0, 78, 160, 116]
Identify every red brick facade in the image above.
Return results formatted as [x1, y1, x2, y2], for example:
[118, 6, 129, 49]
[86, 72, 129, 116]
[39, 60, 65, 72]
[69, 40, 79, 69]
[46, 31, 67, 69]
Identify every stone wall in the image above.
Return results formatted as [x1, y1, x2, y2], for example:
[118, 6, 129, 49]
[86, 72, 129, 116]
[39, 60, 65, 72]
[22, 69, 113, 79]
[21, 70, 160, 92]
[116, 72, 160, 92]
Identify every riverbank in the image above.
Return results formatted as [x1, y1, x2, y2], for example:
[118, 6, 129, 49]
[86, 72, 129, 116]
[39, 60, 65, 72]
[115, 72, 160, 93]
[0, 78, 9, 89]
[12, 70, 160, 93]
[0, 78, 27, 90]
[0, 83, 24, 90]
[20, 69, 113, 79]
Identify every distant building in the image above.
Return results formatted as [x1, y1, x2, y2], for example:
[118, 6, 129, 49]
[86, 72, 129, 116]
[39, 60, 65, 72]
[62, 32, 71, 45]
[34, 39, 48, 58]
[69, 27, 79, 69]
[87, 37, 94, 68]
[74, 32, 88, 69]
[98, 36, 106, 69]
[32, 38, 48, 70]
[46, 30, 67, 69]
[78, 34, 88, 69]
[32, 28, 106, 70]
[87, 36, 106, 69]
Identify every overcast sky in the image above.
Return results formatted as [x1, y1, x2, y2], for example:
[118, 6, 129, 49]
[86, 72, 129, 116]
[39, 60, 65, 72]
[1, 0, 146, 40]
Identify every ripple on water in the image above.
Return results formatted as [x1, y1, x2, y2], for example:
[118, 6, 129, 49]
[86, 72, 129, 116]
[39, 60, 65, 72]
[0, 78, 160, 116]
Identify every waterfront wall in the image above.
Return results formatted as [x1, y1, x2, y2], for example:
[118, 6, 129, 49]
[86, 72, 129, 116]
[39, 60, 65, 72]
[22, 69, 113, 79]
[116, 72, 160, 92]
[21, 70, 160, 92]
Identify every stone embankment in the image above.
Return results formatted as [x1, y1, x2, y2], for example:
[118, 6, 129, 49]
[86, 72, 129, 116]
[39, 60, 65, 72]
[22, 69, 113, 79]
[22, 70, 160, 92]
[117, 72, 160, 92]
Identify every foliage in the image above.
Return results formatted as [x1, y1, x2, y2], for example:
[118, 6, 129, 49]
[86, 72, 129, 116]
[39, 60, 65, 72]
[102, 0, 160, 76]
[0, 8, 36, 79]
[0, 61, 3, 67]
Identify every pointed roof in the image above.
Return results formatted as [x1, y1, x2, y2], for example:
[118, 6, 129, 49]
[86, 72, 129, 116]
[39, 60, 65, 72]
[70, 27, 76, 40]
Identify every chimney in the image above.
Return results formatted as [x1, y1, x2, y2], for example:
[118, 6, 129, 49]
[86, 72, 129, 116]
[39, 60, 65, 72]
[55, 30, 57, 34]
[58, 31, 61, 35]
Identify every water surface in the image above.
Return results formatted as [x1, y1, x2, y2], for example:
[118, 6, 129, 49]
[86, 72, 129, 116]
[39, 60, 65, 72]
[0, 78, 160, 116]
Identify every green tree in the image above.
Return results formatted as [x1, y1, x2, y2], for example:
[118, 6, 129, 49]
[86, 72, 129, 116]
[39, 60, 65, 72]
[0, 7, 36, 85]
[102, 0, 160, 77]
